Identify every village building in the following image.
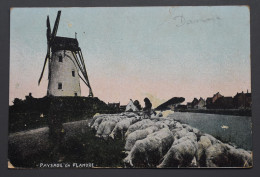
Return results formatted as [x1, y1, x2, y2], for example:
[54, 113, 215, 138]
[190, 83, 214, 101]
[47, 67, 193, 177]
[108, 102, 120, 109]
[186, 91, 251, 110]
[213, 96, 234, 109]
[119, 105, 127, 112]
[191, 98, 199, 108]
[194, 97, 206, 109]
[206, 97, 213, 109]
[125, 99, 139, 112]
[212, 92, 223, 103]
[186, 102, 192, 109]
[233, 90, 252, 109]
[206, 97, 212, 105]
[206, 92, 225, 109]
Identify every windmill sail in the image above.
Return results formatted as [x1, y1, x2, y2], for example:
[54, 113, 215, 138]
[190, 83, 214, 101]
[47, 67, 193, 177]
[72, 51, 93, 97]
[38, 54, 49, 85]
[38, 11, 61, 85]
[51, 11, 61, 41]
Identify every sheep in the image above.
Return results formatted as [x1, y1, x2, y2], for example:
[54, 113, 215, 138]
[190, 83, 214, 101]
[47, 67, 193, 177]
[91, 113, 252, 168]
[173, 127, 189, 139]
[124, 121, 170, 151]
[182, 124, 193, 132]
[124, 127, 174, 167]
[204, 142, 253, 167]
[157, 132, 198, 168]
[227, 146, 252, 167]
[125, 119, 155, 137]
[174, 122, 183, 129]
[125, 112, 139, 118]
[109, 117, 140, 139]
[196, 135, 214, 167]
[90, 115, 107, 130]
[92, 115, 127, 131]
[124, 125, 160, 151]
[96, 117, 123, 138]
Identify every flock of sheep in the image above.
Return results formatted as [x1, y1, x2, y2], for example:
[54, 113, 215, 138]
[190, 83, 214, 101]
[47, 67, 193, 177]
[89, 112, 253, 168]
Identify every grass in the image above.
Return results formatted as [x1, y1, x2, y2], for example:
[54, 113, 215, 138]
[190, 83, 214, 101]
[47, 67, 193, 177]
[9, 127, 126, 168]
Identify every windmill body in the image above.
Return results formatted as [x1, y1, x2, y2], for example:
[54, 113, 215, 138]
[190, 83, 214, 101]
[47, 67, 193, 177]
[47, 45, 81, 96]
[38, 11, 93, 97]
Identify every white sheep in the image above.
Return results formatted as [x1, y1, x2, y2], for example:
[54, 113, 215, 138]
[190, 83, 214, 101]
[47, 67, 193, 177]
[96, 117, 123, 138]
[124, 125, 160, 151]
[124, 127, 174, 167]
[157, 132, 198, 168]
[125, 119, 155, 137]
[109, 117, 140, 139]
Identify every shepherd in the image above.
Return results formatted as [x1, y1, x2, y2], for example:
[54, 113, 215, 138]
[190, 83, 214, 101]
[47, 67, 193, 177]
[143, 97, 156, 119]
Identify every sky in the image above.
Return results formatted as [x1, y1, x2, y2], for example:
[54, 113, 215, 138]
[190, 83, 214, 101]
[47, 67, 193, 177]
[10, 6, 251, 107]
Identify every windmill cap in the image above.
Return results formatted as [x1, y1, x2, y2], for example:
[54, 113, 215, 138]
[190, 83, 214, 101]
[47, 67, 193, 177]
[52, 36, 80, 52]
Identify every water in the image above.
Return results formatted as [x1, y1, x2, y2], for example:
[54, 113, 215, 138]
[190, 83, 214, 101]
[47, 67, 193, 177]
[168, 112, 252, 150]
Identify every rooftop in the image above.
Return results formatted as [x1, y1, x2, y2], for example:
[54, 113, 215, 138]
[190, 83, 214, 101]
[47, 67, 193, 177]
[52, 36, 80, 52]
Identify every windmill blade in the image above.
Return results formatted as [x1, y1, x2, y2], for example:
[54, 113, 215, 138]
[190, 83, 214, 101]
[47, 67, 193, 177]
[73, 52, 84, 73]
[64, 52, 88, 87]
[72, 52, 86, 79]
[46, 16, 51, 42]
[79, 73, 93, 97]
[78, 51, 91, 86]
[73, 52, 89, 83]
[76, 51, 94, 97]
[78, 74, 90, 87]
[38, 54, 49, 85]
[78, 50, 87, 75]
[89, 88, 93, 97]
[51, 10, 61, 41]
[65, 52, 88, 86]
[72, 52, 94, 97]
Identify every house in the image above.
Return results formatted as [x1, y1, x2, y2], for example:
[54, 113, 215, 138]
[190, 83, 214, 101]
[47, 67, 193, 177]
[206, 92, 224, 109]
[125, 99, 139, 112]
[194, 97, 206, 109]
[108, 102, 120, 109]
[119, 105, 127, 112]
[233, 90, 252, 109]
[206, 97, 213, 109]
[212, 92, 223, 103]
[245, 91, 252, 107]
[187, 102, 192, 109]
[214, 96, 234, 109]
[206, 97, 212, 105]
[191, 98, 199, 108]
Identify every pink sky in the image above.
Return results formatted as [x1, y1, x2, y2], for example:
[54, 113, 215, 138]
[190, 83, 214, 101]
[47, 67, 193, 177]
[9, 7, 251, 107]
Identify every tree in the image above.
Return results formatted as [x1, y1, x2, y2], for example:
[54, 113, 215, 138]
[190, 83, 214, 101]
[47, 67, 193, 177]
[133, 100, 142, 111]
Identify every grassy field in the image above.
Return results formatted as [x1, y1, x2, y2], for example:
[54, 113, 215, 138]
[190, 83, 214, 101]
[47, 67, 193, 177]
[9, 125, 126, 168]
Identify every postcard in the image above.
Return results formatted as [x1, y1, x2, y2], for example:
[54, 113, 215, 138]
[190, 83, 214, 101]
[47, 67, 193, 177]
[9, 6, 252, 168]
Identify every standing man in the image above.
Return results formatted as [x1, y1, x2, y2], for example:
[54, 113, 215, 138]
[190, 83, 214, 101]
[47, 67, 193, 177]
[143, 98, 152, 119]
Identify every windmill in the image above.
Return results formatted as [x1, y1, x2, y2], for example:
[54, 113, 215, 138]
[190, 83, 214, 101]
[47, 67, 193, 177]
[38, 11, 93, 97]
